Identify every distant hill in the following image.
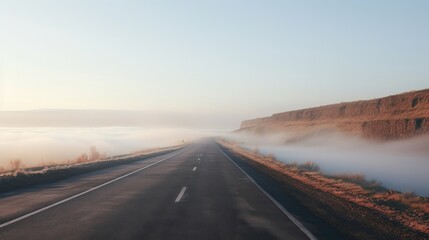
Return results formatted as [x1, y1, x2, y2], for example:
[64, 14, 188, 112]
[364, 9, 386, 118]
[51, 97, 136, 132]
[239, 89, 429, 140]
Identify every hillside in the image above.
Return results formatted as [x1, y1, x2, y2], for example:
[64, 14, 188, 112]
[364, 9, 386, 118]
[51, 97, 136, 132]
[239, 89, 429, 140]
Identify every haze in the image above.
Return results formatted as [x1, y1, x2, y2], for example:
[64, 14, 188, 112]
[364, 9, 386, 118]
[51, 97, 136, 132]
[0, 2, 428, 238]
[224, 132, 429, 196]
[0, 0, 428, 197]
[1, 1, 428, 118]
[0, 127, 212, 167]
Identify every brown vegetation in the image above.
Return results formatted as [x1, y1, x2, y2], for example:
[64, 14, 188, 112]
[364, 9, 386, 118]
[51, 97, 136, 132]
[239, 89, 429, 140]
[0, 145, 183, 194]
[330, 173, 383, 192]
[76, 153, 89, 163]
[9, 159, 25, 175]
[218, 139, 429, 238]
[75, 146, 107, 163]
[1, 144, 183, 175]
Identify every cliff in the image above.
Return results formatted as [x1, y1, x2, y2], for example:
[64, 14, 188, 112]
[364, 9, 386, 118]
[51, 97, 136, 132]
[240, 89, 429, 140]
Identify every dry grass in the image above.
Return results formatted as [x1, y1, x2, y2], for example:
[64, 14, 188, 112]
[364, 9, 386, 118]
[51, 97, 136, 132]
[75, 146, 107, 164]
[76, 153, 89, 163]
[0, 145, 184, 194]
[218, 139, 429, 235]
[296, 161, 320, 172]
[330, 173, 383, 192]
[9, 159, 24, 171]
[1, 144, 185, 177]
[1, 146, 108, 174]
[8, 159, 26, 176]
[374, 191, 429, 214]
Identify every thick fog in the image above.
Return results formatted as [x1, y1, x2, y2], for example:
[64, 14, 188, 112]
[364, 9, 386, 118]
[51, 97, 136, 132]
[224, 132, 429, 197]
[0, 127, 216, 168]
[2, 123, 428, 197]
[0, 110, 236, 169]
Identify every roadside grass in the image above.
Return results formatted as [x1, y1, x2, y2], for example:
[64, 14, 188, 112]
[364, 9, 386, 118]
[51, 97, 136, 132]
[0, 146, 182, 194]
[217, 139, 429, 236]
[374, 191, 429, 214]
[328, 173, 385, 193]
[273, 154, 428, 214]
[296, 161, 320, 172]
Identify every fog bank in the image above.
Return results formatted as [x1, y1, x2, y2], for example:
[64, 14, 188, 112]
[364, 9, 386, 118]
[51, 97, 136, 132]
[0, 127, 218, 168]
[224, 132, 429, 197]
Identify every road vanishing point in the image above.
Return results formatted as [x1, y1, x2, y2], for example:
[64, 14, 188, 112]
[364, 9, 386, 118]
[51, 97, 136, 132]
[0, 140, 315, 240]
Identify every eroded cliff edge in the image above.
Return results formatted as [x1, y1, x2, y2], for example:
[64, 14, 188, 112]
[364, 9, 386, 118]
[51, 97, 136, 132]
[239, 89, 429, 140]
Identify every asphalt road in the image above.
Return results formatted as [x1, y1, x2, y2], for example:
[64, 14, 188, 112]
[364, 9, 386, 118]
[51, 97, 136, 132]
[0, 140, 314, 240]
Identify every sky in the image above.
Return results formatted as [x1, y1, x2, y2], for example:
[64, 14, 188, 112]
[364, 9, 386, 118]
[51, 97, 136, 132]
[0, 0, 428, 119]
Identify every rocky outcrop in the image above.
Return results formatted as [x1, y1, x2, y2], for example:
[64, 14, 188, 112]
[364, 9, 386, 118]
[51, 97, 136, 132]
[240, 89, 429, 139]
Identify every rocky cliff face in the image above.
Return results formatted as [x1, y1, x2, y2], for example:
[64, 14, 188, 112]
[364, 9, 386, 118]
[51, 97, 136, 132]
[240, 89, 429, 140]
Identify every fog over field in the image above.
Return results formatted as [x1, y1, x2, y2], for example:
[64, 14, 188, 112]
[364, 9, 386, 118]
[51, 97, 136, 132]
[0, 110, 237, 168]
[2, 122, 428, 197]
[0, 127, 215, 168]
[225, 132, 429, 197]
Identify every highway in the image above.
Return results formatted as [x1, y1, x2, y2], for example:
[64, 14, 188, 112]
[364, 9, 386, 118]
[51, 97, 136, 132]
[0, 140, 314, 240]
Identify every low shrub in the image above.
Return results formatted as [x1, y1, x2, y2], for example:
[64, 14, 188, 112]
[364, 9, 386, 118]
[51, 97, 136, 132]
[297, 161, 320, 172]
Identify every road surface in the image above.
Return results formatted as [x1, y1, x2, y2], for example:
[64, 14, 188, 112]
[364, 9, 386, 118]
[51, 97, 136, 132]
[0, 140, 314, 240]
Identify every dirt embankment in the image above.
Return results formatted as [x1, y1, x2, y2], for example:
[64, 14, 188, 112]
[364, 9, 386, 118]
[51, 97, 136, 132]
[240, 89, 429, 139]
[218, 140, 429, 240]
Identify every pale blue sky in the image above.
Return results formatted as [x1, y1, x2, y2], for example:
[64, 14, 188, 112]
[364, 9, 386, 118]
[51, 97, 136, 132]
[1, 0, 428, 118]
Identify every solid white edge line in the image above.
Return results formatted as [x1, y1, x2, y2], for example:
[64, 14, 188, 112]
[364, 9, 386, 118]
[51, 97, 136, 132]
[175, 187, 187, 203]
[0, 146, 191, 229]
[216, 144, 318, 240]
